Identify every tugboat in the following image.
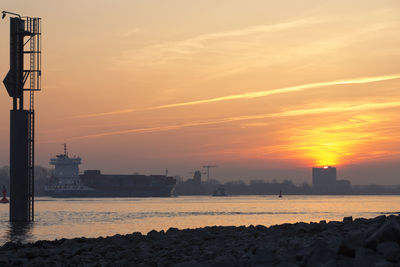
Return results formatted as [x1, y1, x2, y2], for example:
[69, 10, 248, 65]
[0, 185, 9, 203]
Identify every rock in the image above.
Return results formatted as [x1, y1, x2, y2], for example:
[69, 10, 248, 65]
[345, 230, 366, 248]
[310, 222, 328, 232]
[343, 216, 353, 223]
[210, 255, 235, 267]
[338, 242, 355, 258]
[376, 241, 399, 254]
[131, 231, 142, 237]
[250, 246, 280, 265]
[166, 227, 180, 235]
[12, 258, 27, 265]
[372, 215, 387, 224]
[335, 256, 354, 267]
[1, 241, 19, 250]
[276, 262, 299, 267]
[305, 240, 336, 267]
[337, 229, 365, 259]
[255, 225, 268, 231]
[173, 260, 204, 267]
[364, 218, 400, 249]
[374, 259, 398, 267]
[147, 230, 162, 240]
[325, 235, 342, 253]
[384, 248, 400, 262]
[354, 247, 382, 267]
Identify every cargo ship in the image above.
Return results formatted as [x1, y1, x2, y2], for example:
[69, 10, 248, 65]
[45, 145, 176, 197]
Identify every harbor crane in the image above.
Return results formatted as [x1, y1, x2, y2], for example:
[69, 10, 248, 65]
[202, 165, 218, 182]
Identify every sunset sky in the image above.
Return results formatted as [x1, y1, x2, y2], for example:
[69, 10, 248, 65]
[1, 0, 400, 184]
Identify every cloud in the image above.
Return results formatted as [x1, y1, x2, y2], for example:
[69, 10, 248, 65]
[112, 17, 326, 68]
[71, 73, 400, 119]
[158, 17, 321, 54]
[44, 100, 400, 143]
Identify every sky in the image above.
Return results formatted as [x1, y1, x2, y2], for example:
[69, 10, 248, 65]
[0, 0, 400, 185]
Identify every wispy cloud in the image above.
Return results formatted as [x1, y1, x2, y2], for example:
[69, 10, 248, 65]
[112, 17, 325, 67]
[71, 73, 400, 119]
[158, 18, 321, 54]
[45, 100, 400, 143]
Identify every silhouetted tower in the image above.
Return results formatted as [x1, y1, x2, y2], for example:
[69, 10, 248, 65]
[2, 11, 42, 222]
[202, 165, 217, 182]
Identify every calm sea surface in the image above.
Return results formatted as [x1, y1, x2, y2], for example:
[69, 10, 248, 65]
[0, 195, 399, 245]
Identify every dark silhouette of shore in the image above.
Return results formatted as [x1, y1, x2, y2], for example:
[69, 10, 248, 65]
[174, 178, 400, 196]
[1, 166, 400, 197]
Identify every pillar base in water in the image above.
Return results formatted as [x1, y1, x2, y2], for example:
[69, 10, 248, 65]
[9, 110, 29, 222]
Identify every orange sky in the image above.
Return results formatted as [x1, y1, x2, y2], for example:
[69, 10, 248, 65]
[1, 0, 400, 184]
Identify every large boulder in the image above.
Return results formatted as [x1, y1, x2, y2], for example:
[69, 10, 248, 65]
[365, 218, 400, 249]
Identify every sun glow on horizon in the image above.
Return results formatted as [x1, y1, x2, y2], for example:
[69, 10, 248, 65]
[282, 115, 383, 168]
[305, 145, 342, 167]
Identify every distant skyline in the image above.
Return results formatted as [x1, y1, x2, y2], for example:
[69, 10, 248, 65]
[1, 0, 400, 184]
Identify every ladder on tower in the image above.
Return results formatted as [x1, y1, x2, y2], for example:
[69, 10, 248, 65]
[23, 17, 41, 222]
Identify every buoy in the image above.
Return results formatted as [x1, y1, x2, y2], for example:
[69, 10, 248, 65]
[0, 185, 9, 203]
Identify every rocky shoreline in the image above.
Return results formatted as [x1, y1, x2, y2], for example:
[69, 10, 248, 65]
[1, 215, 400, 266]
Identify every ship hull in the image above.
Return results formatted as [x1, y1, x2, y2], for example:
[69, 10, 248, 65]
[45, 185, 175, 198]
[45, 169, 176, 198]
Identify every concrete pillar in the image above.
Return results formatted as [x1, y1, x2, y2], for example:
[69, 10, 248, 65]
[9, 110, 29, 222]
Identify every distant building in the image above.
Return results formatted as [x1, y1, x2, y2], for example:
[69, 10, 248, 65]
[335, 179, 351, 192]
[312, 166, 351, 194]
[312, 166, 336, 190]
[173, 170, 205, 195]
[193, 170, 202, 186]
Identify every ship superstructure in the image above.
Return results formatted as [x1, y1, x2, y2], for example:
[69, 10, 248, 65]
[50, 144, 81, 186]
[45, 144, 94, 195]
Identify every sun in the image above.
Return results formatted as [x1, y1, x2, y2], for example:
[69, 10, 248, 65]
[313, 149, 340, 166]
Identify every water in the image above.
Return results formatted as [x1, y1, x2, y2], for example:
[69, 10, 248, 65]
[0, 195, 399, 245]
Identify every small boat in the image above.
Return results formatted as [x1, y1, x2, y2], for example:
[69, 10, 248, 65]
[212, 186, 227, 197]
[0, 185, 9, 203]
[278, 190, 282, 198]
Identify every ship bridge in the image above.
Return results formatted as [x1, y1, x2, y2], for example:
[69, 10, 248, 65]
[49, 144, 81, 184]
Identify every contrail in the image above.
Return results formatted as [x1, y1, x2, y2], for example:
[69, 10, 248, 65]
[72, 73, 400, 119]
[42, 100, 400, 143]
